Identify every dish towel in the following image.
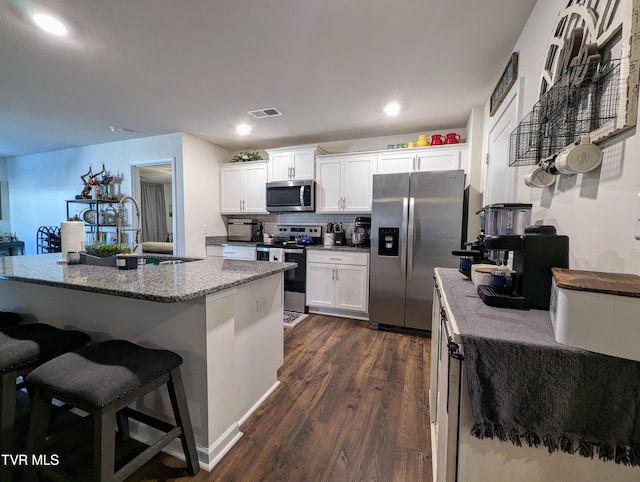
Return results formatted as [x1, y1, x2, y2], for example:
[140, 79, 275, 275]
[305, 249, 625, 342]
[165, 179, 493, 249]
[269, 248, 284, 263]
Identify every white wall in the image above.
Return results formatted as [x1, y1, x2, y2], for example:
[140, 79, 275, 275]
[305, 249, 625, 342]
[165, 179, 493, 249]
[484, 0, 640, 274]
[0, 158, 11, 236]
[181, 133, 231, 257]
[7, 133, 183, 255]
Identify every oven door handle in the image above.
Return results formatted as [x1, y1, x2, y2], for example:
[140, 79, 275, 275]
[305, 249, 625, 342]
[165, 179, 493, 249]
[282, 248, 305, 254]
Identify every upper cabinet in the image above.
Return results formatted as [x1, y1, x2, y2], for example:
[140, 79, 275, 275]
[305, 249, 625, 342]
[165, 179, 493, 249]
[219, 161, 268, 214]
[416, 144, 467, 172]
[266, 144, 324, 182]
[376, 144, 468, 174]
[316, 153, 376, 213]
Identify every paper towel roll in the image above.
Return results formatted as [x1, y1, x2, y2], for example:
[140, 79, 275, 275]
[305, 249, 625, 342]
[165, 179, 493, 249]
[60, 221, 86, 259]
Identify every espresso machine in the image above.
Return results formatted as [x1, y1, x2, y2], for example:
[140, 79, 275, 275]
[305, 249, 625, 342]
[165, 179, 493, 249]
[452, 203, 533, 277]
[478, 225, 569, 309]
[352, 216, 371, 247]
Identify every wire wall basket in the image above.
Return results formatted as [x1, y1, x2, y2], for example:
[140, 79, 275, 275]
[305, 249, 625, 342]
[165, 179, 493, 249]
[509, 58, 622, 167]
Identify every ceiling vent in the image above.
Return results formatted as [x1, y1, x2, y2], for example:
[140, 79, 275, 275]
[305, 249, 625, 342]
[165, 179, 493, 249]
[247, 107, 283, 119]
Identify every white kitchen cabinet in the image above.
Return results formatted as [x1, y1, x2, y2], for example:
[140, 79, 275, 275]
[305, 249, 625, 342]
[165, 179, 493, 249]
[219, 161, 268, 214]
[374, 145, 468, 175]
[306, 250, 369, 316]
[266, 144, 323, 181]
[205, 245, 224, 257]
[316, 154, 376, 213]
[416, 145, 467, 172]
[376, 151, 416, 174]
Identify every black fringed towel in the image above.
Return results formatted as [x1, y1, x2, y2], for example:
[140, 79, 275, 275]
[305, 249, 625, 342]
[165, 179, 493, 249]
[436, 268, 640, 465]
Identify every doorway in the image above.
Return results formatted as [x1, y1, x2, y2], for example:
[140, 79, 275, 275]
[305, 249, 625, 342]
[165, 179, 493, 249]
[484, 79, 522, 204]
[130, 158, 177, 255]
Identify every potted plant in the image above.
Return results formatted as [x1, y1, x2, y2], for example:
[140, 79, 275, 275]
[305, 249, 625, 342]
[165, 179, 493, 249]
[81, 242, 132, 267]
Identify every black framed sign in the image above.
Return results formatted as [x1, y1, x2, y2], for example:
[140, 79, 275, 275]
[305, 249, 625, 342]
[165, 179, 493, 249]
[490, 52, 518, 116]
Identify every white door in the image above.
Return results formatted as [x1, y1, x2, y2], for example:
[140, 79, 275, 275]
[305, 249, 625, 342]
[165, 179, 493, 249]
[306, 263, 335, 307]
[220, 167, 245, 213]
[377, 152, 414, 174]
[343, 156, 374, 212]
[243, 164, 267, 213]
[416, 148, 462, 172]
[484, 80, 520, 204]
[316, 159, 343, 212]
[291, 150, 315, 180]
[335, 265, 368, 312]
[269, 152, 292, 181]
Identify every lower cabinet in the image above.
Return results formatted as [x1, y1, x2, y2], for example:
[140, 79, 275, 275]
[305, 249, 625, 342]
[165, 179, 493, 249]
[306, 250, 369, 316]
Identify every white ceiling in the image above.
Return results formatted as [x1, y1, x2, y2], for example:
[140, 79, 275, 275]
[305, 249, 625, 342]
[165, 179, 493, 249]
[0, 0, 537, 158]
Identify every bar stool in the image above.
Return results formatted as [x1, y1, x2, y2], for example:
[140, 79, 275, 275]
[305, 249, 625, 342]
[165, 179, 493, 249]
[26, 339, 200, 481]
[0, 323, 91, 479]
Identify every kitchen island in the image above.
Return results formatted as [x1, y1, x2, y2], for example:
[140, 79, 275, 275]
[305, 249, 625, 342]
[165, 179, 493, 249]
[430, 267, 640, 482]
[0, 253, 296, 470]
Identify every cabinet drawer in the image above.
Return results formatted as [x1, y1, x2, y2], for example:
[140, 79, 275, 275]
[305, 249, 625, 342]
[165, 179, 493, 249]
[307, 250, 369, 266]
[222, 245, 257, 260]
[206, 245, 224, 257]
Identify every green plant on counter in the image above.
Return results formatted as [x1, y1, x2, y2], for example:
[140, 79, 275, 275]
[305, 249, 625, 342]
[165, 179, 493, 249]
[85, 243, 132, 258]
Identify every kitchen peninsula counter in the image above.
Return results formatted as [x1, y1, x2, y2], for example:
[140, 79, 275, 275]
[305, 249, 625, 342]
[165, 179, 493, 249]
[0, 253, 295, 302]
[0, 253, 296, 471]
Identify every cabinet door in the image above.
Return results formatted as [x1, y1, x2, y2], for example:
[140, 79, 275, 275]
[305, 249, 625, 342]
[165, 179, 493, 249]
[306, 263, 335, 308]
[316, 159, 343, 212]
[291, 150, 315, 180]
[416, 148, 463, 172]
[343, 156, 374, 212]
[377, 152, 415, 174]
[220, 167, 245, 213]
[243, 164, 267, 213]
[335, 264, 368, 312]
[269, 152, 292, 181]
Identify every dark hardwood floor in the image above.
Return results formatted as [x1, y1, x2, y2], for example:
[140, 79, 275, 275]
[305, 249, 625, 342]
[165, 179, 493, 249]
[129, 315, 433, 482]
[19, 315, 432, 481]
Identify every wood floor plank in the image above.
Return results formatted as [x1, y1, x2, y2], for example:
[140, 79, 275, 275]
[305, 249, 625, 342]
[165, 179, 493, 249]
[122, 315, 433, 481]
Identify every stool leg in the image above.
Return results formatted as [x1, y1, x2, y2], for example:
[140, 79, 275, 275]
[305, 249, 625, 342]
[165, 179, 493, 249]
[1, 372, 17, 481]
[167, 368, 199, 475]
[93, 409, 116, 482]
[25, 386, 53, 482]
[116, 411, 130, 441]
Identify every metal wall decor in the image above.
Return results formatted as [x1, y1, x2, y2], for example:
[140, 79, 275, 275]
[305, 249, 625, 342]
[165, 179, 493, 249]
[510, 0, 640, 170]
[490, 52, 519, 116]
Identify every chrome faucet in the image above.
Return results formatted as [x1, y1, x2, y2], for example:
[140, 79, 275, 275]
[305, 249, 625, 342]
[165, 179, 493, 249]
[116, 195, 141, 251]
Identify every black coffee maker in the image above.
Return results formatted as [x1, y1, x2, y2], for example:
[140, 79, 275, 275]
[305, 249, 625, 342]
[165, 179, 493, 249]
[478, 225, 569, 309]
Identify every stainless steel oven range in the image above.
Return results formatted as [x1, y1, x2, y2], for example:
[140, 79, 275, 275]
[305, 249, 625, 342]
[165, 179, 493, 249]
[256, 225, 323, 313]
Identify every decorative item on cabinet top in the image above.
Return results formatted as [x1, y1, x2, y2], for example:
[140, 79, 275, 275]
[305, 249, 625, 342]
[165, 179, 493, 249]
[229, 150, 263, 163]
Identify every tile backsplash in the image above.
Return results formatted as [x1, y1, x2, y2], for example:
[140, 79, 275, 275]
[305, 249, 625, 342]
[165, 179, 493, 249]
[223, 213, 366, 239]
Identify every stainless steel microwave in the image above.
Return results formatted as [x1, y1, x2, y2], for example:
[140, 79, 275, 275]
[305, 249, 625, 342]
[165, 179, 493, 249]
[266, 180, 315, 212]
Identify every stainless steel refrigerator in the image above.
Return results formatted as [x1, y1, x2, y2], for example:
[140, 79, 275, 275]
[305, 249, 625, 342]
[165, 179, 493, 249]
[369, 170, 464, 332]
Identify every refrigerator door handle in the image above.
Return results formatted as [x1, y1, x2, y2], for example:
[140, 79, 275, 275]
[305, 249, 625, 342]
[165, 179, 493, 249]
[407, 197, 415, 280]
[400, 197, 409, 280]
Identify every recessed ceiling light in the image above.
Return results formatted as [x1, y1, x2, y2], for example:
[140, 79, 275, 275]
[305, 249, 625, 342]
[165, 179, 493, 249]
[109, 126, 124, 134]
[236, 124, 252, 135]
[384, 102, 401, 116]
[30, 11, 69, 37]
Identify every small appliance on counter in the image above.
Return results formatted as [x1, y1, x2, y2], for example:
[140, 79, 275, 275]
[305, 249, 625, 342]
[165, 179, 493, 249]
[352, 216, 371, 247]
[477, 225, 569, 309]
[333, 223, 347, 246]
[452, 203, 533, 278]
[227, 218, 261, 242]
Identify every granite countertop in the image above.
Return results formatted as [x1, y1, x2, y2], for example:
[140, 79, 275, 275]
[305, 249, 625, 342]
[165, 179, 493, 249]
[0, 253, 296, 303]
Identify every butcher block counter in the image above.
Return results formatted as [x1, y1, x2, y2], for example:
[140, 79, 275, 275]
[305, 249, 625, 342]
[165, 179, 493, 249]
[430, 267, 640, 482]
[0, 253, 296, 471]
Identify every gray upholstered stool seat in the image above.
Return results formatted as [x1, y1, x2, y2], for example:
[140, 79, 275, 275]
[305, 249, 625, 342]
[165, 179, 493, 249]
[26, 339, 200, 481]
[0, 322, 90, 480]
